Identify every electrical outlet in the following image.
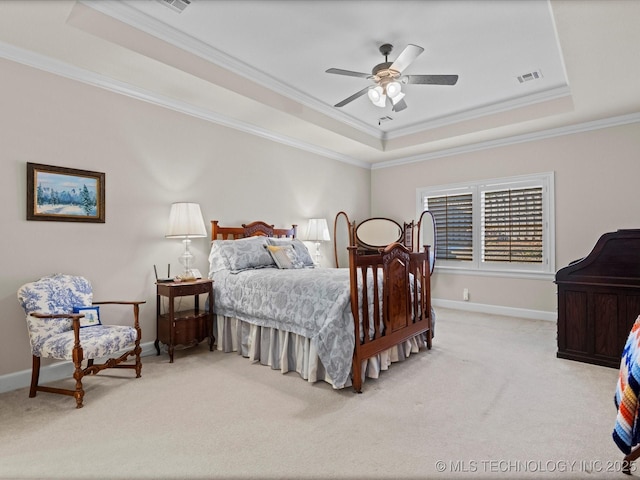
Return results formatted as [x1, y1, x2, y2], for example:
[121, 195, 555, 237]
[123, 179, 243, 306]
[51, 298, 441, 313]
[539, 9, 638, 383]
[463, 288, 469, 301]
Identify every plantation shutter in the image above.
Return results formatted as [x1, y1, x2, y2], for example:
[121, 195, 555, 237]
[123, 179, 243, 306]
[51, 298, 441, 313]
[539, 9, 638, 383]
[481, 187, 543, 263]
[426, 193, 473, 261]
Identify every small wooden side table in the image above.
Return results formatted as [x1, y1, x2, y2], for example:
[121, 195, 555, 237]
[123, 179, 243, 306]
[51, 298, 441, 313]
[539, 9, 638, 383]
[155, 279, 214, 363]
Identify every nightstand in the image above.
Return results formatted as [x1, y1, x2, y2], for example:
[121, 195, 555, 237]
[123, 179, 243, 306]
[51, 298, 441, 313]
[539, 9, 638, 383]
[155, 279, 214, 363]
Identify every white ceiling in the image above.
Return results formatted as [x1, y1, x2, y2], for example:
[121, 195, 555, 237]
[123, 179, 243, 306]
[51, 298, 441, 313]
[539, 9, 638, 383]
[1, 0, 639, 166]
[112, 0, 569, 131]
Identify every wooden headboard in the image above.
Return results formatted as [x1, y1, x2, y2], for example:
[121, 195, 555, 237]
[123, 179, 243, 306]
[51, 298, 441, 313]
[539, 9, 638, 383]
[211, 220, 297, 240]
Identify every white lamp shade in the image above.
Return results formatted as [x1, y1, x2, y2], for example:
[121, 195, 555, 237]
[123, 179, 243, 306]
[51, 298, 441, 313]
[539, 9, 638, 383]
[305, 218, 330, 242]
[390, 90, 406, 105]
[367, 86, 386, 107]
[165, 202, 207, 238]
[386, 81, 402, 99]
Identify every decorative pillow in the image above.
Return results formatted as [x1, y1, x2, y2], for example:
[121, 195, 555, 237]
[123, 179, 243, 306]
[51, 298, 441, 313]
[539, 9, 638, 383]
[72, 306, 102, 328]
[208, 240, 232, 275]
[217, 236, 275, 273]
[266, 238, 315, 267]
[266, 244, 304, 269]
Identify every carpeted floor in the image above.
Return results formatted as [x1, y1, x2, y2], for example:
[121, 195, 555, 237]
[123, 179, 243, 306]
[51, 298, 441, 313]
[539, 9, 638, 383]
[0, 308, 628, 479]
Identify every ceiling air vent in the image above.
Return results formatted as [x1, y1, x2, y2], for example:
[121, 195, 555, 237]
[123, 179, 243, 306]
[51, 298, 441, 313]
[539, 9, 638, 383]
[517, 70, 543, 83]
[378, 116, 393, 126]
[157, 0, 191, 13]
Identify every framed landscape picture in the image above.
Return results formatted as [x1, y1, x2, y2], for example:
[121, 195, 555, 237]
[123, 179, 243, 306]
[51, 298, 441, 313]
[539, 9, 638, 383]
[26, 163, 105, 223]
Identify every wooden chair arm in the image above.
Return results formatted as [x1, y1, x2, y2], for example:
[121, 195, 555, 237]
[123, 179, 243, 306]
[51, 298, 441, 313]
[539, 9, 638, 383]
[30, 312, 84, 320]
[92, 301, 146, 306]
[30, 312, 83, 345]
[92, 301, 145, 329]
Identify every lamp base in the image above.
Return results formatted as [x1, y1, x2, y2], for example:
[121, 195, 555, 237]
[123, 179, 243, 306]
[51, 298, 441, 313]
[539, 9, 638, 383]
[314, 241, 321, 267]
[176, 272, 197, 282]
[177, 238, 198, 280]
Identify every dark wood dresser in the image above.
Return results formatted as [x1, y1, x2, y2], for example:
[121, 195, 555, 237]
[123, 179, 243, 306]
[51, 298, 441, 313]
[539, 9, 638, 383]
[555, 229, 640, 368]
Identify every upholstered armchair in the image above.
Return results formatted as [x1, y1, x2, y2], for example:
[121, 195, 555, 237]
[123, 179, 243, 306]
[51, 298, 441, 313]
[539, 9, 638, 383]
[17, 274, 145, 408]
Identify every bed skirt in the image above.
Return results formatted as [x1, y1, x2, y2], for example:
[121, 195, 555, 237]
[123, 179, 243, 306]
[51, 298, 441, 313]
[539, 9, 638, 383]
[213, 314, 431, 389]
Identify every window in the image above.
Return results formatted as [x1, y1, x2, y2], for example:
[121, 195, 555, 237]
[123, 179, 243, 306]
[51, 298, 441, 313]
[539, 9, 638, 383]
[417, 172, 554, 277]
[428, 193, 473, 261]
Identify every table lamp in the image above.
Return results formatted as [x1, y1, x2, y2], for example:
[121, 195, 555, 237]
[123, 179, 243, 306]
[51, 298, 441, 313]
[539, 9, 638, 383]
[305, 218, 330, 266]
[165, 202, 207, 280]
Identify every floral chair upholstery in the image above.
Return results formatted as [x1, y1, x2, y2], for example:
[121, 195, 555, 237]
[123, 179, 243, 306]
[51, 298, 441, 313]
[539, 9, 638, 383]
[17, 274, 144, 408]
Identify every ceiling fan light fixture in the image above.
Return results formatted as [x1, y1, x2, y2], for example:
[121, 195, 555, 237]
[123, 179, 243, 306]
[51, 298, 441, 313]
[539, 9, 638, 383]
[326, 43, 459, 110]
[386, 81, 402, 99]
[390, 91, 406, 105]
[368, 86, 386, 107]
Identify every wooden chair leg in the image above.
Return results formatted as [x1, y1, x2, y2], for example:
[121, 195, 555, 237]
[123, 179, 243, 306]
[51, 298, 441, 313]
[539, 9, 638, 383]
[72, 345, 85, 409]
[133, 304, 142, 378]
[134, 342, 142, 378]
[72, 368, 84, 408]
[29, 356, 40, 398]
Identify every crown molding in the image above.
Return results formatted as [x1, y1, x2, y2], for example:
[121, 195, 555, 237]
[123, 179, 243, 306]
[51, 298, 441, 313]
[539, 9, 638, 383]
[82, 1, 576, 148]
[0, 40, 369, 169]
[382, 84, 572, 141]
[2, 38, 638, 173]
[78, 0, 383, 140]
[372, 111, 640, 170]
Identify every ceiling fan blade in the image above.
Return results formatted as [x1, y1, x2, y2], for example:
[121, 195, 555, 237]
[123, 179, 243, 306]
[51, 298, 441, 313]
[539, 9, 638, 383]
[389, 44, 424, 73]
[392, 98, 408, 112]
[404, 74, 459, 85]
[326, 68, 372, 79]
[334, 86, 371, 108]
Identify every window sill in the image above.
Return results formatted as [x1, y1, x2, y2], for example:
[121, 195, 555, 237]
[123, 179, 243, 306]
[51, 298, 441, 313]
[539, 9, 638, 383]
[434, 265, 555, 281]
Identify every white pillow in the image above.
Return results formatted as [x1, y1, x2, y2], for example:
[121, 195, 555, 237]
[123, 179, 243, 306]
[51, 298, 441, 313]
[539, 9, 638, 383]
[218, 236, 275, 273]
[208, 240, 232, 275]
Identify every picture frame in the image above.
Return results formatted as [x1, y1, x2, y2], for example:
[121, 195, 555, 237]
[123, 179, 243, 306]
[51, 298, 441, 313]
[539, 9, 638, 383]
[27, 162, 105, 223]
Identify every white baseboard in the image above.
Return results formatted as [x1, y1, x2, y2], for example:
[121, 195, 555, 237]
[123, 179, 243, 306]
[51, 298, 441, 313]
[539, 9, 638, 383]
[432, 298, 557, 322]
[0, 341, 157, 395]
[1, 303, 555, 395]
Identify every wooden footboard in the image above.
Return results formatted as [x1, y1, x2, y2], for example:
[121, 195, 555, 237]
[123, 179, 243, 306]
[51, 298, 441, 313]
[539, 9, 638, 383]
[349, 242, 432, 393]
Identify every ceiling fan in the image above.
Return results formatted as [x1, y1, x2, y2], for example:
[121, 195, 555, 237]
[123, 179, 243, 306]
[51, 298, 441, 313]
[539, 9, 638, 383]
[326, 43, 458, 112]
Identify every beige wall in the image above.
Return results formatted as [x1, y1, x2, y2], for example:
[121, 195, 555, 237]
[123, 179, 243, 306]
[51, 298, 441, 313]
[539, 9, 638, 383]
[0, 59, 371, 377]
[3, 50, 639, 381]
[371, 122, 640, 313]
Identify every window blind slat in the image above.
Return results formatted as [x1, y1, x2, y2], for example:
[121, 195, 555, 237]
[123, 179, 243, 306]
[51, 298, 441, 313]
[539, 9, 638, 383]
[426, 193, 473, 261]
[481, 186, 543, 264]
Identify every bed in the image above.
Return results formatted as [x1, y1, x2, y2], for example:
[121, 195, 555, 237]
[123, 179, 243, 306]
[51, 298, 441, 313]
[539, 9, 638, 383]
[208, 220, 433, 391]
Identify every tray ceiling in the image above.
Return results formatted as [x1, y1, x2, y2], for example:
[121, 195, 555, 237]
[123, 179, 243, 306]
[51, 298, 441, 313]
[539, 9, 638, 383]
[1, 1, 639, 166]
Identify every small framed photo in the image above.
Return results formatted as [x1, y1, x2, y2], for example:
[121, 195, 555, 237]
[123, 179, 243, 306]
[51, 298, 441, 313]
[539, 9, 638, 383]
[72, 306, 102, 328]
[27, 163, 105, 223]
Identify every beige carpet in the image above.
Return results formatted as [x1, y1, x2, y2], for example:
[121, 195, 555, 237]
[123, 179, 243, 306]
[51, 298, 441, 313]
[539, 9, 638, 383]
[0, 308, 629, 479]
